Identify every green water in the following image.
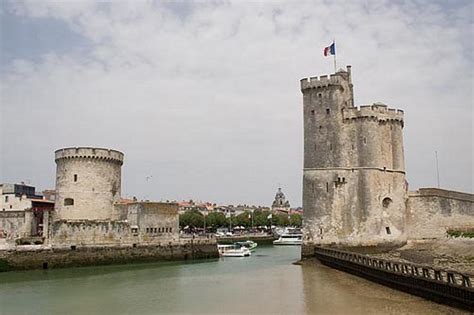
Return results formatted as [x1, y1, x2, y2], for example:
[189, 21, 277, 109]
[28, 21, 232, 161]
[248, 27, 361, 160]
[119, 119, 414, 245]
[0, 246, 464, 314]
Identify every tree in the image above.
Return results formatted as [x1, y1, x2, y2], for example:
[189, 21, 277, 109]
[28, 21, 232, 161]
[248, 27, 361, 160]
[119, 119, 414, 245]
[206, 212, 227, 229]
[273, 213, 290, 227]
[234, 211, 251, 228]
[179, 209, 204, 228]
[289, 214, 302, 227]
[254, 210, 271, 227]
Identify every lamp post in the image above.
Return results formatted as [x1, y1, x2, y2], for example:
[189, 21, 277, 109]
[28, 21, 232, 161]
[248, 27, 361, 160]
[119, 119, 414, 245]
[203, 211, 206, 235]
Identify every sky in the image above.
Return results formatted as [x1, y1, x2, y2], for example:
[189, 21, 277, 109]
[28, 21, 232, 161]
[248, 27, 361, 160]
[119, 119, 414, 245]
[1, 0, 473, 207]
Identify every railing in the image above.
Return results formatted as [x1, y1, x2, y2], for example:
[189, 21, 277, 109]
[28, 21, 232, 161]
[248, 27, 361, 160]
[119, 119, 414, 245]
[315, 246, 473, 289]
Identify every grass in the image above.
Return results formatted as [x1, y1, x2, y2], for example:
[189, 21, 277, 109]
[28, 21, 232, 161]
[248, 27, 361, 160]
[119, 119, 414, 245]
[447, 230, 474, 238]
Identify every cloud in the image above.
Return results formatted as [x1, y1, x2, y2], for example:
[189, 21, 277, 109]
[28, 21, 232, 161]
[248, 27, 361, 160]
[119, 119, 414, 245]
[1, 0, 472, 205]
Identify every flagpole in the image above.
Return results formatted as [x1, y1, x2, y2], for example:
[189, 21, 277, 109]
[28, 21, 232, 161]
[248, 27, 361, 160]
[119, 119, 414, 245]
[333, 40, 336, 73]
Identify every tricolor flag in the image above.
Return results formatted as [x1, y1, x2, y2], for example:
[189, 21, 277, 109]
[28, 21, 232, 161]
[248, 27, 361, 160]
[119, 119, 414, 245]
[324, 42, 336, 56]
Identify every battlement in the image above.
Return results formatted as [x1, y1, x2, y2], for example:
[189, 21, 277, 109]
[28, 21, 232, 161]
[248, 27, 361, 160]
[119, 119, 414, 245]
[300, 66, 351, 91]
[55, 147, 124, 165]
[343, 103, 404, 124]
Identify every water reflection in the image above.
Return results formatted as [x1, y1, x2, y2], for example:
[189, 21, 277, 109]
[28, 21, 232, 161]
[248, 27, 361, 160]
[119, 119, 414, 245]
[0, 246, 466, 314]
[301, 259, 464, 314]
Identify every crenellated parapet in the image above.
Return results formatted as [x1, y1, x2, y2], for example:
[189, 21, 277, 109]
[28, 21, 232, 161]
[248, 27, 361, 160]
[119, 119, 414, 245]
[343, 104, 404, 126]
[55, 147, 124, 165]
[300, 68, 351, 91]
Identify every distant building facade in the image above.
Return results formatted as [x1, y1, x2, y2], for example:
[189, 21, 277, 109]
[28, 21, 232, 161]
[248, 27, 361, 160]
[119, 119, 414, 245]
[271, 187, 291, 213]
[0, 183, 54, 240]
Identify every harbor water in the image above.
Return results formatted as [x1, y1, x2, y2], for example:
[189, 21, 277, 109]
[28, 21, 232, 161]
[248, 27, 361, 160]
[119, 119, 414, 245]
[0, 245, 464, 314]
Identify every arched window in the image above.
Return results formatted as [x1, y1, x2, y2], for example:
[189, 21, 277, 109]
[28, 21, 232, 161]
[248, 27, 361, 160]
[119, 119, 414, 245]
[64, 198, 74, 206]
[382, 197, 392, 208]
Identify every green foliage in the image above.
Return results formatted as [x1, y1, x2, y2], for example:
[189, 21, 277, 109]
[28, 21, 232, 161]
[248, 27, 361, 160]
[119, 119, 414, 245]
[234, 211, 252, 228]
[253, 210, 271, 227]
[447, 230, 474, 238]
[273, 213, 290, 226]
[289, 214, 302, 227]
[179, 209, 204, 228]
[206, 212, 227, 229]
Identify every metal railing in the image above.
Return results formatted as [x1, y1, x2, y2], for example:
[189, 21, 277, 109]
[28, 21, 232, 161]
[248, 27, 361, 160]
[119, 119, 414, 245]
[315, 246, 473, 288]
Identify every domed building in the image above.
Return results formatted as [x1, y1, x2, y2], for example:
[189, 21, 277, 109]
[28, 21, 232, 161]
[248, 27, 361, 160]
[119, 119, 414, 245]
[271, 187, 290, 213]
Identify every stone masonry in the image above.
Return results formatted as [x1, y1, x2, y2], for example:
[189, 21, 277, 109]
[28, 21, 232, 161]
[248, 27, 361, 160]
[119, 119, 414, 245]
[54, 147, 124, 221]
[301, 66, 473, 258]
[301, 66, 407, 254]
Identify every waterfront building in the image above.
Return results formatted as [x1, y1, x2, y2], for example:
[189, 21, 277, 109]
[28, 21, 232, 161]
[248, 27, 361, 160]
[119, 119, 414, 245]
[0, 183, 54, 241]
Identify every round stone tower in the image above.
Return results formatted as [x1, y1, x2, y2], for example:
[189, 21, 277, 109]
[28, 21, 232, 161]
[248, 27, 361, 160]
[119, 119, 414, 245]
[301, 66, 407, 256]
[54, 147, 124, 221]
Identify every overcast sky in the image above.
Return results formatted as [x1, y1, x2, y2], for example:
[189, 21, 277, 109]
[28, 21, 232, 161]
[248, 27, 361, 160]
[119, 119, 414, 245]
[1, 0, 472, 206]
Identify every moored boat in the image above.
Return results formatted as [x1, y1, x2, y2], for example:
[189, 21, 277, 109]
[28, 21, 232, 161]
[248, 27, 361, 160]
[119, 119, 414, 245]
[234, 240, 258, 252]
[273, 229, 302, 245]
[217, 244, 251, 257]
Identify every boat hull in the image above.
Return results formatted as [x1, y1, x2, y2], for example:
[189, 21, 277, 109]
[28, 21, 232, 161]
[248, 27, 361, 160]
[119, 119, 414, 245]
[273, 240, 302, 245]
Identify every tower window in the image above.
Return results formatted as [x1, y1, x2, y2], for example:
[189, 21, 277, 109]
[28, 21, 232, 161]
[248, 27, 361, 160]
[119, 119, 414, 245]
[314, 144, 317, 151]
[363, 137, 367, 144]
[310, 110, 315, 116]
[326, 182, 329, 193]
[64, 198, 74, 206]
[385, 227, 391, 235]
[330, 143, 333, 151]
[4, 196, 8, 203]
[382, 197, 392, 208]
[318, 93, 322, 98]
[326, 108, 330, 115]
[74, 174, 78, 182]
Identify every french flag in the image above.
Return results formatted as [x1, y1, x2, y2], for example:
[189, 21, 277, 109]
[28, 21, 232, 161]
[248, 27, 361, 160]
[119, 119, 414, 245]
[324, 42, 336, 56]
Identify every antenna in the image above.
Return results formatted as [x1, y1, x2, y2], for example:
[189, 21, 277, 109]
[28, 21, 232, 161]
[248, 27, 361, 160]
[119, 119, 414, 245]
[435, 151, 440, 188]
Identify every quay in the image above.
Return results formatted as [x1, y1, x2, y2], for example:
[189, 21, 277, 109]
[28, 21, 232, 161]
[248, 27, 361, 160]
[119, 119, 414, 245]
[313, 246, 473, 311]
[0, 238, 218, 272]
[217, 234, 277, 244]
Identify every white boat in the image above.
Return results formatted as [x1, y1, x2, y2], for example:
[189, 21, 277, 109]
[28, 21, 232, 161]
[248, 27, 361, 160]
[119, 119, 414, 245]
[273, 231, 302, 245]
[234, 240, 258, 252]
[217, 244, 251, 257]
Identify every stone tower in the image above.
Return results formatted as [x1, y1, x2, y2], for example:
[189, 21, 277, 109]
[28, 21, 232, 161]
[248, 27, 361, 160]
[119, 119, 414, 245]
[301, 66, 407, 256]
[54, 147, 124, 221]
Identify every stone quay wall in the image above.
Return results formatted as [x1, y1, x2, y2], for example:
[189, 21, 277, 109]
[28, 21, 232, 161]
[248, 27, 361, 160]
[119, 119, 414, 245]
[313, 246, 474, 312]
[0, 211, 25, 240]
[0, 239, 218, 272]
[407, 188, 474, 240]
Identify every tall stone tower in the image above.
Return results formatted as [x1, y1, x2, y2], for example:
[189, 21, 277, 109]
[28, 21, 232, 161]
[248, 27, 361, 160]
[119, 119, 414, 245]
[301, 66, 407, 256]
[54, 147, 124, 221]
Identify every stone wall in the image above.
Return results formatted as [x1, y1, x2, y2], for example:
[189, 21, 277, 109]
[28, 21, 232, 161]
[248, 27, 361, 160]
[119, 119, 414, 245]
[50, 202, 180, 246]
[50, 220, 133, 246]
[407, 188, 474, 240]
[303, 169, 407, 247]
[0, 240, 218, 271]
[54, 147, 124, 221]
[0, 211, 25, 239]
[301, 66, 407, 252]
